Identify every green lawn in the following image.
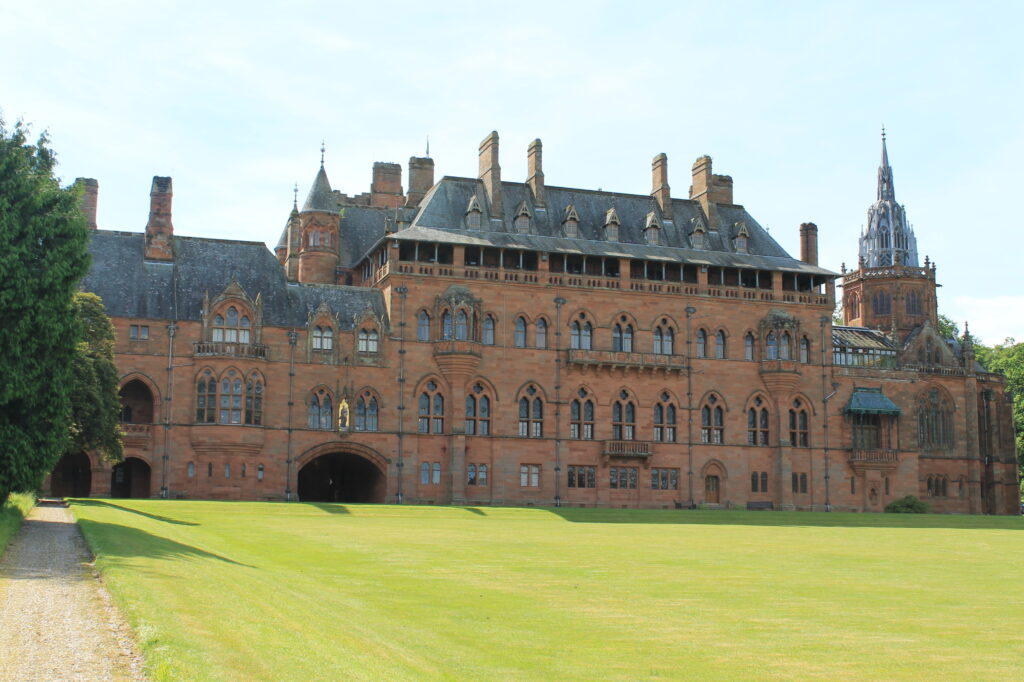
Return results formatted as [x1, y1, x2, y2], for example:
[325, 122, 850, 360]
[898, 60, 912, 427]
[0, 493, 34, 555]
[70, 500, 1024, 681]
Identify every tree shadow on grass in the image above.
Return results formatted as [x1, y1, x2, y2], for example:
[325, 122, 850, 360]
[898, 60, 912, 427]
[543, 507, 1024, 531]
[462, 507, 487, 516]
[77, 518, 253, 567]
[71, 499, 199, 526]
[303, 503, 351, 515]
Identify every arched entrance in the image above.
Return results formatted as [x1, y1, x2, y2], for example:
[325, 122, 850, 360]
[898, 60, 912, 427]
[51, 451, 92, 497]
[119, 379, 155, 423]
[298, 452, 385, 503]
[110, 457, 151, 498]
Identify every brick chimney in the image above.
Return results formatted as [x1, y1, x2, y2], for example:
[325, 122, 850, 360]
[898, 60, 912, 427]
[651, 153, 671, 220]
[689, 156, 734, 228]
[478, 131, 502, 218]
[145, 176, 174, 261]
[799, 222, 819, 265]
[75, 177, 98, 229]
[527, 138, 545, 208]
[370, 162, 404, 208]
[406, 156, 435, 208]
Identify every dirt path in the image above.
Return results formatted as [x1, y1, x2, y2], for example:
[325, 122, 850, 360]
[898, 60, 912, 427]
[0, 504, 145, 681]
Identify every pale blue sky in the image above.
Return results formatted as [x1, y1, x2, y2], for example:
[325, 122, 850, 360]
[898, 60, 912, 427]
[2, 1, 1021, 343]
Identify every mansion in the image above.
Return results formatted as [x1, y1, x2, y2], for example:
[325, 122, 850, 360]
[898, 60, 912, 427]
[47, 132, 1019, 514]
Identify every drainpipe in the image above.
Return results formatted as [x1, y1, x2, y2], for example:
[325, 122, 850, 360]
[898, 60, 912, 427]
[819, 316, 834, 512]
[685, 305, 697, 508]
[553, 296, 566, 507]
[161, 322, 177, 499]
[285, 329, 298, 501]
[395, 285, 409, 504]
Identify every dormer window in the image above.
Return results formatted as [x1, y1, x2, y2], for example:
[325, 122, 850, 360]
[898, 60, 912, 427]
[312, 325, 333, 350]
[733, 221, 750, 253]
[562, 204, 580, 239]
[603, 207, 621, 243]
[213, 306, 251, 344]
[514, 201, 531, 234]
[691, 228, 706, 250]
[466, 195, 483, 229]
[644, 212, 661, 245]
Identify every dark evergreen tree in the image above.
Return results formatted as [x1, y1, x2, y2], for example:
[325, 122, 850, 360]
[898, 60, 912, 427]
[68, 292, 123, 463]
[0, 118, 91, 505]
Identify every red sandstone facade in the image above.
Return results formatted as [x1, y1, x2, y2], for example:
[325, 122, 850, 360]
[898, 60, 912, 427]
[48, 134, 1019, 514]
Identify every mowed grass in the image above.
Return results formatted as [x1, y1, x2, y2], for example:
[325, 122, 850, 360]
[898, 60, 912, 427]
[70, 500, 1024, 681]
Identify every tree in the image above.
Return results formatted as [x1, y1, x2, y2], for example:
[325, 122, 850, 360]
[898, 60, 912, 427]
[0, 118, 91, 505]
[67, 293, 123, 462]
[974, 337, 1024, 484]
[937, 314, 959, 339]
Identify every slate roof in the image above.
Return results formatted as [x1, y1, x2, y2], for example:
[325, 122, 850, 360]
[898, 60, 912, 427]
[844, 387, 901, 415]
[81, 231, 387, 329]
[303, 166, 336, 212]
[832, 326, 898, 350]
[398, 177, 837, 276]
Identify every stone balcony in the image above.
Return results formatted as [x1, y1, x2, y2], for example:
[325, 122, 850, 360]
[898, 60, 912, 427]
[432, 339, 482, 380]
[568, 349, 687, 375]
[848, 449, 899, 472]
[193, 341, 269, 360]
[120, 422, 153, 449]
[602, 440, 652, 460]
[759, 358, 801, 394]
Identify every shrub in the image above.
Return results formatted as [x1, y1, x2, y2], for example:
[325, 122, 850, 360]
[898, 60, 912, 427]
[885, 495, 929, 514]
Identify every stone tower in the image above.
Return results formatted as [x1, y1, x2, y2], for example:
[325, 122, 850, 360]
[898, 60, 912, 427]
[296, 161, 341, 284]
[842, 133, 938, 338]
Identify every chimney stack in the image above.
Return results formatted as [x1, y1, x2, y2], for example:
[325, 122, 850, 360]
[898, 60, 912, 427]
[651, 153, 671, 220]
[370, 162, 404, 208]
[406, 156, 435, 208]
[799, 222, 819, 265]
[145, 176, 174, 261]
[75, 177, 98, 229]
[527, 138, 545, 207]
[478, 131, 502, 218]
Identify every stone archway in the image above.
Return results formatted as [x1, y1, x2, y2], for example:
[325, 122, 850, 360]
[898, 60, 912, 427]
[297, 451, 386, 503]
[119, 379, 155, 424]
[110, 457, 151, 498]
[50, 451, 93, 498]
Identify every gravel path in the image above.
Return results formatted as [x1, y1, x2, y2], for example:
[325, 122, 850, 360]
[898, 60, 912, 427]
[0, 504, 145, 681]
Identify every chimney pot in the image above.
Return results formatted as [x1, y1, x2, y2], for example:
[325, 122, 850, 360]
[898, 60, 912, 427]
[478, 131, 502, 218]
[651, 153, 671, 220]
[406, 156, 435, 208]
[527, 138, 545, 207]
[145, 176, 174, 260]
[799, 222, 819, 266]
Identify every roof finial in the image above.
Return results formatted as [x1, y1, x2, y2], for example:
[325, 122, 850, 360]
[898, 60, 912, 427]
[320, 140, 326, 167]
[293, 183, 298, 209]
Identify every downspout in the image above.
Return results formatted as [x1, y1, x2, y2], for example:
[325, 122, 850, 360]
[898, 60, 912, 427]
[553, 296, 566, 507]
[285, 329, 297, 501]
[161, 321, 176, 498]
[819, 315, 834, 512]
[395, 285, 409, 504]
[685, 305, 697, 508]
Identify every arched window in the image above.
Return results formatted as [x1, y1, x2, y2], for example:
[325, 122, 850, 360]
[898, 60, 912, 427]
[244, 372, 263, 425]
[535, 318, 547, 349]
[612, 318, 633, 352]
[696, 329, 707, 358]
[514, 317, 527, 347]
[455, 311, 469, 340]
[780, 332, 791, 360]
[789, 399, 809, 447]
[653, 321, 674, 355]
[442, 311, 453, 340]
[873, 291, 892, 315]
[747, 396, 769, 446]
[465, 383, 492, 436]
[417, 311, 431, 342]
[196, 369, 217, 423]
[355, 391, 379, 432]
[623, 324, 633, 352]
[482, 315, 495, 345]
[418, 380, 444, 434]
[570, 388, 595, 440]
[358, 329, 379, 353]
[518, 385, 544, 437]
[219, 369, 243, 424]
[744, 332, 755, 361]
[308, 388, 333, 430]
[849, 294, 861, 318]
[700, 394, 724, 444]
[312, 325, 333, 351]
[799, 336, 810, 364]
[612, 390, 636, 440]
[212, 306, 251, 344]
[653, 392, 677, 442]
[715, 330, 726, 359]
[766, 331, 778, 360]
[571, 319, 592, 350]
[918, 389, 954, 450]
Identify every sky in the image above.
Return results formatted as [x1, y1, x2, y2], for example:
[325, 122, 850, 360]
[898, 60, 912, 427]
[2, 1, 1022, 345]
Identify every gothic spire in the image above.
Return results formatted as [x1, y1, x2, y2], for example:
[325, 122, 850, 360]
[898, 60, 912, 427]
[877, 127, 895, 201]
[303, 162, 335, 212]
